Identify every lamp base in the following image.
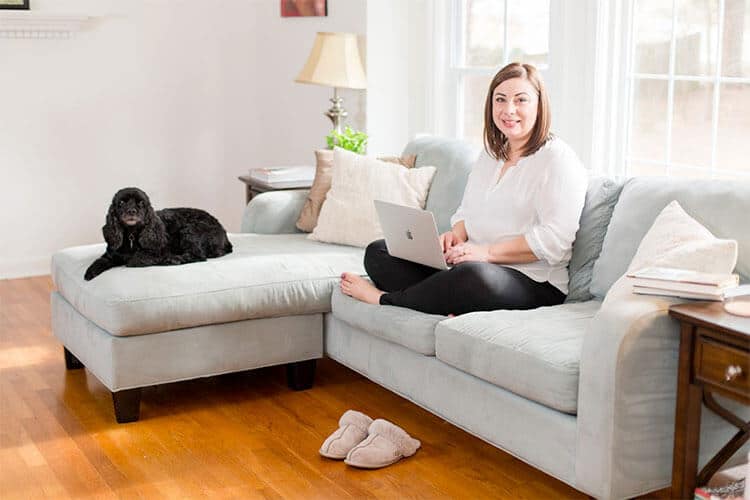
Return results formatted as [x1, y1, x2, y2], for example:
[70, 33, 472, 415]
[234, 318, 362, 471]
[325, 88, 347, 134]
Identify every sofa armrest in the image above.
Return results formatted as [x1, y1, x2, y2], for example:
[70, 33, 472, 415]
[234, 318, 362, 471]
[576, 292, 684, 498]
[240, 189, 309, 234]
[575, 292, 748, 499]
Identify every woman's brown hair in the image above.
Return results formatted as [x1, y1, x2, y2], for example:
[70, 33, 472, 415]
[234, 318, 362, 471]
[483, 62, 551, 161]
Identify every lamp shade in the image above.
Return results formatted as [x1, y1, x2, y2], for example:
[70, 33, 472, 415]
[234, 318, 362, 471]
[295, 32, 366, 89]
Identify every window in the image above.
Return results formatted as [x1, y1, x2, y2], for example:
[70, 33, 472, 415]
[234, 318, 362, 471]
[626, 0, 750, 179]
[450, 0, 551, 144]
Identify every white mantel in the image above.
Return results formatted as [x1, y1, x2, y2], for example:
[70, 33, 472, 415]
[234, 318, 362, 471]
[0, 11, 90, 38]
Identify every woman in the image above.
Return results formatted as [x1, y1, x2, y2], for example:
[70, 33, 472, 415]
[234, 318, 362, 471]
[341, 62, 588, 316]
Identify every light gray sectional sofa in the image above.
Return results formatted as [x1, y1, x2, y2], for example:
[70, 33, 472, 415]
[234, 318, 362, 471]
[51, 136, 750, 499]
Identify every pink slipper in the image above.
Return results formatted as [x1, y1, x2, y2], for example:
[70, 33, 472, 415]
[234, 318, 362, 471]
[319, 410, 373, 459]
[344, 419, 421, 469]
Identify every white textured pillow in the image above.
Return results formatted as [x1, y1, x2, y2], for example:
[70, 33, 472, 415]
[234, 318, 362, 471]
[309, 148, 437, 248]
[604, 200, 738, 304]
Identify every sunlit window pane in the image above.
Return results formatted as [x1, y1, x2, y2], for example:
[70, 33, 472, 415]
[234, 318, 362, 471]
[507, 0, 549, 67]
[628, 161, 667, 177]
[463, 0, 504, 67]
[629, 79, 669, 161]
[671, 81, 713, 166]
[461, 74, 492, 144]
[722, 0, 750, 77]
[669, 164, 713, 178]
[674, 0, 719, 76]
[634, 0, 673, 74]
[716, 83, 750, 173]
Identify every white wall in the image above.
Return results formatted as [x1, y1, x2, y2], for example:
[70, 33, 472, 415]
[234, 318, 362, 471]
[365, 0, 433, 156]
[0, 0, 366, 279]
[248, 0, 367, 166]
[548, 0, 599, 172]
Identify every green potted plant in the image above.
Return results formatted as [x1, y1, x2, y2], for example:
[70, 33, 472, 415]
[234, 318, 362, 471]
[326, 126, 368, 154]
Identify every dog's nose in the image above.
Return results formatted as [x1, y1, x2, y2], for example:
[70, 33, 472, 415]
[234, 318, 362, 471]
[126, 208, 137, 215]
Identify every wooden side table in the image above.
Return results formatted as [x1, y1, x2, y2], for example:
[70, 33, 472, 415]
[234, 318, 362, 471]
[668, 301, 750, 499]
[237, 175, 313, 204]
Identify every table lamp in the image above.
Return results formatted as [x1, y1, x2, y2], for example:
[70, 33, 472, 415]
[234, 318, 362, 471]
[295, 32, 366, 133]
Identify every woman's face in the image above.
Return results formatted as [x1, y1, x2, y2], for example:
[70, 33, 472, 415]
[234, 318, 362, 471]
[492, 77, 539, 149]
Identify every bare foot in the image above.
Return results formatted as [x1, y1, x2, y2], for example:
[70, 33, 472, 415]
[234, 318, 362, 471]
[340, 272, 384, 305]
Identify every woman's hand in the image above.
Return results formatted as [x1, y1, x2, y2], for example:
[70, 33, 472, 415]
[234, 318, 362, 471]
[445, 243, 491, 265]
[439, 230, 462, 254]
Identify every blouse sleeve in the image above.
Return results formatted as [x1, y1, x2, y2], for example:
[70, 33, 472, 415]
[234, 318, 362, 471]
[450, 189, 468, 227]
[450, 151, 484, 228]
[524, 151, 588, 265]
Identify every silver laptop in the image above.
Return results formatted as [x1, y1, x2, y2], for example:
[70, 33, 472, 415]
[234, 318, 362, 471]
[374, 200, 450, 270]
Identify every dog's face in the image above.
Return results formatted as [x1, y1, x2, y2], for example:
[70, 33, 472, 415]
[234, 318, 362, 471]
[111, 187, 151, 227]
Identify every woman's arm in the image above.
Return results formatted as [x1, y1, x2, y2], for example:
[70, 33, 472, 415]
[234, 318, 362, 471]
[488, 235, 538, 263]
[446, 235, 538, 265]
[523, 156, 587, 266]
[452, 220, 468, 242]
[440, 221, 468, 253]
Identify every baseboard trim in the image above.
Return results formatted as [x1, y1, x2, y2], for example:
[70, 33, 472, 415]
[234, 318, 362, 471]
[0, 255, 51, 279]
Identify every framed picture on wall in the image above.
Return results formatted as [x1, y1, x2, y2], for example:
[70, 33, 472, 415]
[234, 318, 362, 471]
[281, 0, 327, 17]
[0, 0, 30, 10]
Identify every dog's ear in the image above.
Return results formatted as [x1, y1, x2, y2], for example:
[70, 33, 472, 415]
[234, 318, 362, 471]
[103, 200, 123, 249]
[138, 203, 167, 252]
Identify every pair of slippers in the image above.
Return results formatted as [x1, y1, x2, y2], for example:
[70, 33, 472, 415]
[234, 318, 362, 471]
[319, 410, 421, 468]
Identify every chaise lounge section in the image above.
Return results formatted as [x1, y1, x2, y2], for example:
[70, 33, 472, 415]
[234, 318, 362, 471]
[50, 136, 750, 498]
[51, 233, 365, 422]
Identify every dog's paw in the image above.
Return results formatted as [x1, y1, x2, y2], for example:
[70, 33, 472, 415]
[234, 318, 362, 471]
[84, 267, 99, 281]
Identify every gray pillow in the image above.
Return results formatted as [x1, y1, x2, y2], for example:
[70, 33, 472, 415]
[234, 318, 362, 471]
[565, 177, 625, 303]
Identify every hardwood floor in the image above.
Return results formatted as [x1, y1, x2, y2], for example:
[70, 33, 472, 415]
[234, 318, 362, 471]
[0, 276, 588, 499]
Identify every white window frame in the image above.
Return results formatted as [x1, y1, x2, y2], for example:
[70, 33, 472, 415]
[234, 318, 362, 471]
[429, 0, 749, 178]
[443, 0, 552, 141]
[429, 0, 599, 171]
[624, 0, 750, 179]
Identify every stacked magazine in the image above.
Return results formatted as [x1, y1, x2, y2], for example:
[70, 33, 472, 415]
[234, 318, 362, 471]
[248, 165, 315, 189]
[627, 267, 740, 301]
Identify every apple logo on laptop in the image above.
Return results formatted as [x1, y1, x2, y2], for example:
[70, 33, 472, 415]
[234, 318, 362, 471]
[405, 229, 414, 240]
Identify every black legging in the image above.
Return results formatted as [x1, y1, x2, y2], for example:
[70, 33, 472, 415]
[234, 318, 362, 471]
[364, 239, 565, 316]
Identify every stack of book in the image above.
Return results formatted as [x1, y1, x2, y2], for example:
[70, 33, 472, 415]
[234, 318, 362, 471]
[627, 266, 740, 301]
[248, 165, 315, 188]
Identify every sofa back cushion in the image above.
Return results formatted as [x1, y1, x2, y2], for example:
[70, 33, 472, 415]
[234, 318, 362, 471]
[402, 136, 480, 233]
[589, 176, 750, 299]
[565, 177, 625, 303]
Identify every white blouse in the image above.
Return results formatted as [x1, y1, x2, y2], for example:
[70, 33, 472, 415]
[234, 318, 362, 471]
[450, 137, 587, 294]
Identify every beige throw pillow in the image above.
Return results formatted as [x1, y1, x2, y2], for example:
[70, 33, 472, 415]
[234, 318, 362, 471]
[308, 148, 436, 247]
[603, 200, 738, 304]
[377, 154, 417, 169]
[296, 149, 335, 232]
[295, 151, 417, 232]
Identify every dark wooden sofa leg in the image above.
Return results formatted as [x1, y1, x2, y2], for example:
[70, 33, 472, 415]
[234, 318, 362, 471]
[286, 359, 317, 391]
[112, 388, 142, 423]
[63, 347, 84, 370]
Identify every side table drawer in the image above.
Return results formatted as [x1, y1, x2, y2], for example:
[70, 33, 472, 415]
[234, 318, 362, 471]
[695, 332, 750, 399]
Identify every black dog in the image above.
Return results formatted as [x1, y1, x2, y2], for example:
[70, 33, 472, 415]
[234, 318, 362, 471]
[84, 187, 232, 280]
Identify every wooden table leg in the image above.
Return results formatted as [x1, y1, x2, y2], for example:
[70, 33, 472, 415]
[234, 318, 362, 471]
[671, 324, 702, 498]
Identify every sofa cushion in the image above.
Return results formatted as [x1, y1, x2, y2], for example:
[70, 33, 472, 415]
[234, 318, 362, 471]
[589, 177, 750, 299]
[434, 301, 602, 414]
[565, 177, 625, 303]
[52, 233, 365, 337]
[330, 287, 445, 356]
[402, 136, 480, 233]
